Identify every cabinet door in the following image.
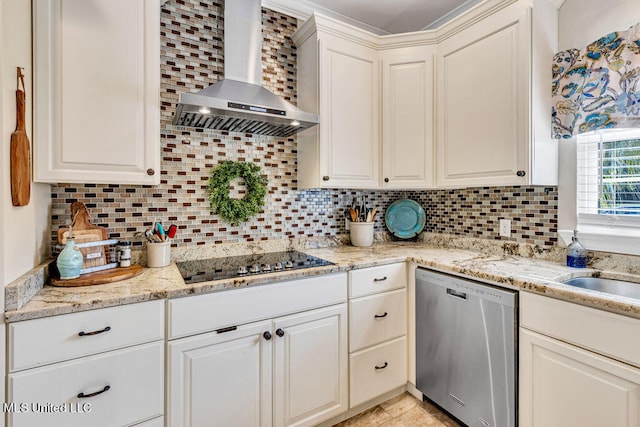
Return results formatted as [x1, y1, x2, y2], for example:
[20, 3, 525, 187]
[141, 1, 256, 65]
[381, 46, 435, 188]
[520, 329, 640, 427]
[273, 304, 348, 427]
[33, 0, 160, 185]
[436, 6, 530, 187]
[319, 35, 379, 188]
[168, 321, 273, 427]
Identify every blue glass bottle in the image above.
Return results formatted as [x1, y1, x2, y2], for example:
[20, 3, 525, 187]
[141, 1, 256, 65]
[566, 230, 587, 268]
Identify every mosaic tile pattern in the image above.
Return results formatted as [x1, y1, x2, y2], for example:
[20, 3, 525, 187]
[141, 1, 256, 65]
[49, 1, 559, 252]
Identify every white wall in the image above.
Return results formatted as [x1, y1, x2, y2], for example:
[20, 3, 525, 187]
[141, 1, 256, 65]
[0, 0, 6, 415]
[557, 0, 640, 251]
[1, 0, 51, 287]
[558, 0, 640, 51]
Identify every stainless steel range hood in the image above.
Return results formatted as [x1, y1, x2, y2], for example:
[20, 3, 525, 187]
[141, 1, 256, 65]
[172, 0, 319, 137]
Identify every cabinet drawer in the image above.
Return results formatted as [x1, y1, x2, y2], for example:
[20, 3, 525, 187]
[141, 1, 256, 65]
[349, 289, 407, 352]
[350, 336, 407, 408]
[9, 300, 165, 372]
[520, 292, 640, 368]
[349, 263, 406, 298]
[168, 273, 347, 339]
[8, 341, 164, 427]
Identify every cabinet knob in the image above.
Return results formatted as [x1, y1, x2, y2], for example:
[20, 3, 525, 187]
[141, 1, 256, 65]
[263, 331, 272, 341]
[147, 168, 156, 176]
[516, 170, 526, 177]
[384, 178, 389, 183]
[322, 176, 330, 181]
[374, 362, 388, 370]
[275, 328, 285, 337]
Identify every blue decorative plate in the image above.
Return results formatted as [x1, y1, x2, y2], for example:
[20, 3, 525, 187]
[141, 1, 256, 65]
[385, 199, 426, 239]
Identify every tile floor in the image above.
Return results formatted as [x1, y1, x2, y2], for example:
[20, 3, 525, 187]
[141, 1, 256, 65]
[333, 392, 462, 427]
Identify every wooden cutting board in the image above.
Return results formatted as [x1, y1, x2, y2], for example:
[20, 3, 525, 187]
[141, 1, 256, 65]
[57, 202, 109, 243]
[10, 67, 30, 207]
[50, 265, 144, 287]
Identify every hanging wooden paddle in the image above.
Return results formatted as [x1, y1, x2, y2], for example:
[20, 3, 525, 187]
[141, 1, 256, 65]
[10, 67, 31, 206]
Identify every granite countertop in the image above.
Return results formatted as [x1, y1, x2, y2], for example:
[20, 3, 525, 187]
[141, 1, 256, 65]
[6, 242, 640, 322]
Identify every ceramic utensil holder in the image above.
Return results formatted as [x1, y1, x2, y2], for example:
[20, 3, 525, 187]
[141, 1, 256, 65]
[147, 241, 171, 268]
[350, 222, 374, 247]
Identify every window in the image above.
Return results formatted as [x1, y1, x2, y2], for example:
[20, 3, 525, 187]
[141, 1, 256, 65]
[577, 128, 640, 233]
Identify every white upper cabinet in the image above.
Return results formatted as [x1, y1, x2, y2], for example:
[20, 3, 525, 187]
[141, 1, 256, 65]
[33, 0, 160, 185]
[435, 0, 558, 187]
[294, 0, 559, 190]
[295, 20, 380, 189]
[380, 46, 435, 189]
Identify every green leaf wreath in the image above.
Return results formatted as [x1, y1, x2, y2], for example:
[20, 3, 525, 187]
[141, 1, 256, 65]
[208, 161, 268, 226]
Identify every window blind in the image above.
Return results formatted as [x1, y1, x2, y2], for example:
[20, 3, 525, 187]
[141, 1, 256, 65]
[577, 129, 640, 227]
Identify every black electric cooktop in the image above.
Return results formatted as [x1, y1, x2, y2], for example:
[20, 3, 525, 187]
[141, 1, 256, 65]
[176, 251, 334, 284]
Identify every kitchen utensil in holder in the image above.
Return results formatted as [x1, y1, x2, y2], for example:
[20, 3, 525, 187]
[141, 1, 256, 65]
[350, 222, 374, 247]
[147, 240, 171, 268]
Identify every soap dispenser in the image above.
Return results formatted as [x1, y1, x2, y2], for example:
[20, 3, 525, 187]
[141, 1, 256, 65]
[566, 230, 587, 268]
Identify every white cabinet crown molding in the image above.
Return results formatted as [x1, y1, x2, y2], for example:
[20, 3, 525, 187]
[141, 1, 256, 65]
[291, 0, 565, 51]
[292, 0, 563, 50]
[293, 13, 380, 49]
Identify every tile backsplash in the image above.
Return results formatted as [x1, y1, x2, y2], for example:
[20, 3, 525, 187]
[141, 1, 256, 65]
[50, 0, 558, 251]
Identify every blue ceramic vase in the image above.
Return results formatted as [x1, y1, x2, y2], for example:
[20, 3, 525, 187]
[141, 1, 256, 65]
[57, 238, 83, 279]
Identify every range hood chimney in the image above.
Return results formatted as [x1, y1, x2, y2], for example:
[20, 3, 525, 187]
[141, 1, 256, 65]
[172, 0, 319, 137]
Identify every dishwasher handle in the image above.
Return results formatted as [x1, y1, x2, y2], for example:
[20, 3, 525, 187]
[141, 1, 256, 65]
[446, 288, 467, 300]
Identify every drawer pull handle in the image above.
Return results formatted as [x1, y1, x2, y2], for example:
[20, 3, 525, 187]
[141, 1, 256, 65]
[77, 385, 110, 399]
[374, 312, 388, 319]
[373, 276, 387, 282]
[275, 328, 285, 337]
[446, 288, 467, 300]
[375, 362, 388, 370]
[78, 326, 111, 337]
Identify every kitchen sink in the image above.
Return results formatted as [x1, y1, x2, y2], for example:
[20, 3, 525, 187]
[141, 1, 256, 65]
[562, 277, 640, 300]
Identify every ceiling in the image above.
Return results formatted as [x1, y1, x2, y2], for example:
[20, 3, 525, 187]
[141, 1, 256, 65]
[267, 0, 485, 34]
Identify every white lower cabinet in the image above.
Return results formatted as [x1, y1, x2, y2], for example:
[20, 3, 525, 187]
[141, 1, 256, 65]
[7, 301, 165, 427]
[167, 274, 349, 427]
[519, 292, 640, 427]
[8, 341, 164, 427]
[169, 304, 347, 427]
[348, 264, 408, 409]
[520, 329, 640, 427]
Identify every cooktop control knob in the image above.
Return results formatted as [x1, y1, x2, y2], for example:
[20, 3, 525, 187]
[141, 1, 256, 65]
[274, 262, 283, 271]
[262, 263, 272, 272]
[284, 260, 294, 269]
[249, 264, 260, 273]
[237, 266, 249, 275]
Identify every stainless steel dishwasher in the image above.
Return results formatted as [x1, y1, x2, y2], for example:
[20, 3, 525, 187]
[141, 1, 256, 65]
[415, 268, 517, 427]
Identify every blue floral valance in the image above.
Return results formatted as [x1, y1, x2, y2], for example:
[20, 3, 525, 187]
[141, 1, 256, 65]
[552, 22, 640, 139]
